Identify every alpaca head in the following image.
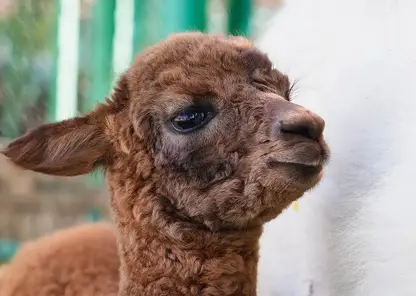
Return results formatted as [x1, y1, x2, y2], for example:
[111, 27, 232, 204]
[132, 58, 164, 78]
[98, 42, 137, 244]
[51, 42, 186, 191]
[2, 32, 329, 232]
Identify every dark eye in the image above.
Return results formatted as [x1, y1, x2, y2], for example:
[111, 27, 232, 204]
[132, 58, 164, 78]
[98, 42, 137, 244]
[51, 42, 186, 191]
[170, 104, 215, 134]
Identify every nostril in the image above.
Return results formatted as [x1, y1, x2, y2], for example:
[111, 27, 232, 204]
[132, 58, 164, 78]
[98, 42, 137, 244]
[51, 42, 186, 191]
[281, 124, 313, 139]
[279, 121, 322, 140]
[268, 103, 325, 141]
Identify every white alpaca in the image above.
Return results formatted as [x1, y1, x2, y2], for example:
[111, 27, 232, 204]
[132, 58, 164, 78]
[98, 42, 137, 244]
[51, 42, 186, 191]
[256, 1, 416, 296]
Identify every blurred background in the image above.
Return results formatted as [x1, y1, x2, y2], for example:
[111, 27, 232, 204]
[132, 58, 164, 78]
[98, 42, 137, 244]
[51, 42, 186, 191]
[3, 2, 416, 295]
[0, 0, 283, 264]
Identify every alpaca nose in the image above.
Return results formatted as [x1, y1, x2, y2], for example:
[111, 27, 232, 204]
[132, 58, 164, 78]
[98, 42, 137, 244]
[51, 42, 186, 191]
[279, 110, 325, 140]
[271, 105, 325, 141]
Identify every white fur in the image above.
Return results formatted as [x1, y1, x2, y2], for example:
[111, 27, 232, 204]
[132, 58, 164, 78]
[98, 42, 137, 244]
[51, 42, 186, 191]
[255, 1, 416, 295]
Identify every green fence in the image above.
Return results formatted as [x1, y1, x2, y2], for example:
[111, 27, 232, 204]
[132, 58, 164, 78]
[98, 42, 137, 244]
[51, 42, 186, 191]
[0, 0, 283, 263]
[0, 0, 256, 262]
[0, 0, 253, 139]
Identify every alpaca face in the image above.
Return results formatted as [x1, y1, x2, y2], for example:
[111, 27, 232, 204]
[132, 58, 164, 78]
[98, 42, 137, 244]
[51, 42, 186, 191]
[107, 33, 330, 230]
[2, 32, 329, 232]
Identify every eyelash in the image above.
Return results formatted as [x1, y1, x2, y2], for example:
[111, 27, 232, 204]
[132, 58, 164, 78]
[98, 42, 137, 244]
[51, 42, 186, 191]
[285, 80, 298, 101]
[251, 74, 294, 102]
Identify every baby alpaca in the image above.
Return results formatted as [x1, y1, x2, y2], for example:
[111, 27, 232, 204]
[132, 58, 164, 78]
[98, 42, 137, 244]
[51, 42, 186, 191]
[3, 32, 329, 296]
[0, 223, 119, 296]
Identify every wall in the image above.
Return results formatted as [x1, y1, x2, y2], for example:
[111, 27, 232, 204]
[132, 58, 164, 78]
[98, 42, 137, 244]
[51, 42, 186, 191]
[0, 141, 110, 242]
[255, 1, 416, 295]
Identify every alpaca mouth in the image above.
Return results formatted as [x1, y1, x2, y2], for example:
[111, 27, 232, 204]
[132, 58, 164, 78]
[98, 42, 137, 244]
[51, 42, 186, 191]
[267, 160, 323, 173]
[266, 160, 324, 185]
[265, 140, 329, 183]
[266, 142, 329, 171]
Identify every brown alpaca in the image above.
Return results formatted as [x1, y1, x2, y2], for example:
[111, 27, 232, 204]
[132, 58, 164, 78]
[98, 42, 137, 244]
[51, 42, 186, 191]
[2, 32, 329, 296]
[0, 223, 119, 296]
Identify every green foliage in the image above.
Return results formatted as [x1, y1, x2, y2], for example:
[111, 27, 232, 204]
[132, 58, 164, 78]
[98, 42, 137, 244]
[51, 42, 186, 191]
[0, 0, 57, 137]
[3, 0, 56, 55]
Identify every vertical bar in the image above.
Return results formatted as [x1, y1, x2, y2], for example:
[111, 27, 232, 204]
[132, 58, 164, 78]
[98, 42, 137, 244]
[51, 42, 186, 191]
[83, 0, 116, 187]
[191, 0, 207, 32]
[227, 0, 252, 36]
[132, 0, 147, 58]
[47, 1, 60, 123]
[160, 0, 207, 40]
[113, 0, 135, 76]
[84, 0, 116, 112]
[55, 0, 80, 121]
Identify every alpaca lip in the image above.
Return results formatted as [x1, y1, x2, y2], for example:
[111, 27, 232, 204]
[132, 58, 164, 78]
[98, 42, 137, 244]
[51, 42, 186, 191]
[266, 160, 323, 171]
[266, 160, 324, 179]
[266, 141, 328, 170]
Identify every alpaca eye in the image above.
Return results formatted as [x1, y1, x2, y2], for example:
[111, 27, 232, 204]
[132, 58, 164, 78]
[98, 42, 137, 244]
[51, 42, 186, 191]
[171, 104, 215, 134]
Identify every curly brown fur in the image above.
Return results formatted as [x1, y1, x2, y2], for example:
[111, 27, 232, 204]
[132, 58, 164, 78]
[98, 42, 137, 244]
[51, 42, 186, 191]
[2, 32, 329, 296]
[0, 223, 119, 296]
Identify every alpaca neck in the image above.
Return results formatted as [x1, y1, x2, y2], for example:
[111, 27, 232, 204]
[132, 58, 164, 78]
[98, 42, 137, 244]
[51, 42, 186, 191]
[107, 159, 263, 296]
[115, 212, 262, 296]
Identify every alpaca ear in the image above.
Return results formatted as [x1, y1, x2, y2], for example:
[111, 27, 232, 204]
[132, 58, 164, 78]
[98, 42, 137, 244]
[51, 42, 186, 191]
[1, 113, 112, 176]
